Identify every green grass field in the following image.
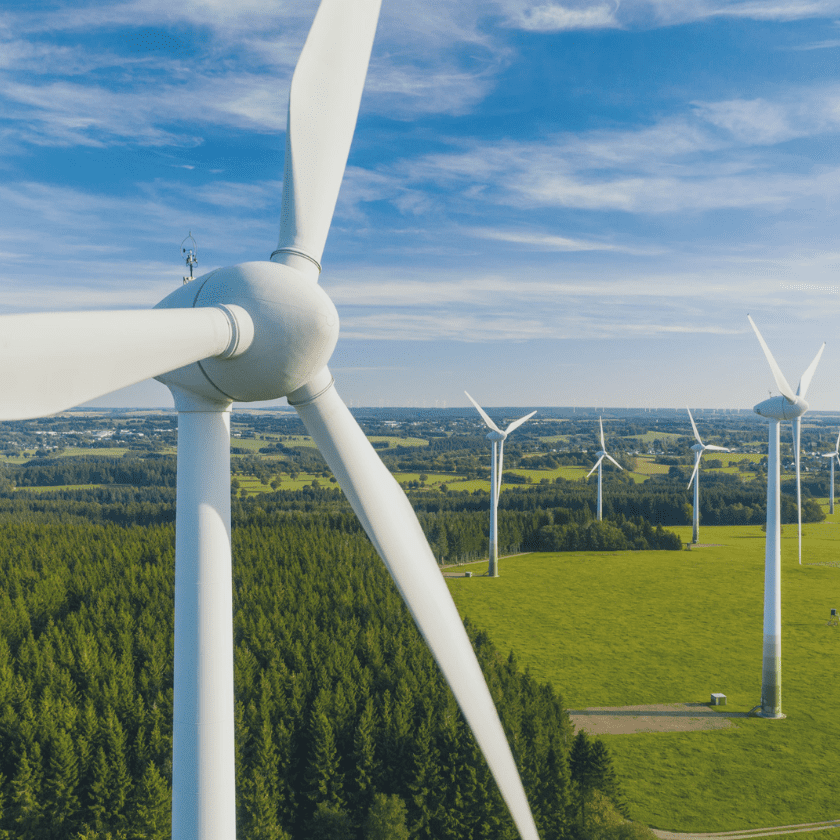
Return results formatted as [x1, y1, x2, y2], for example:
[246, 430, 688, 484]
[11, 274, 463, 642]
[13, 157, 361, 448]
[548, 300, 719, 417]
[446, 515, 840, 834]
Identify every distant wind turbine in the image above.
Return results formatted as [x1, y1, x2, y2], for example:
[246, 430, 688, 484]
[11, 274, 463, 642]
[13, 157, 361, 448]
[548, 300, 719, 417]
[586, 417, 623, 521]
[465, 392, 536, 577]
[686, 407, 730, 545]
[821, 430, 840, 514]
[748, 315, 824, 719]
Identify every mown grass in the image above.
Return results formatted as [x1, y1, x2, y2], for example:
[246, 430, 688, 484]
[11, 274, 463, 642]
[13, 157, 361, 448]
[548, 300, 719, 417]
[446, 518, 840, 833]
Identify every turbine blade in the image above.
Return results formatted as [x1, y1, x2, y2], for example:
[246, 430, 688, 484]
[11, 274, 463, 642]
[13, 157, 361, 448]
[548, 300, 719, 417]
[704, 445, 730, 453]
[604, 452, 623, 471]
[274, 0, 382, 270]
[747, 315, 796, 402]
[464, 391, 502, 434]
[599, 416, 605, 450]
[796, 342, 825, 399]
[505, 410, 536, 435]
[835, 428, 840, 455]
[0, 307, 248, 421]
[687, 457, 700, 490]
[687, 407, 703, 446]
[291, 373, 540, 840]
[587, 456, 604, 479]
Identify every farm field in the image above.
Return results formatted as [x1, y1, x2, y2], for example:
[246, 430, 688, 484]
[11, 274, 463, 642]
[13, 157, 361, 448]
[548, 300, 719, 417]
[446, 514, 840, 835]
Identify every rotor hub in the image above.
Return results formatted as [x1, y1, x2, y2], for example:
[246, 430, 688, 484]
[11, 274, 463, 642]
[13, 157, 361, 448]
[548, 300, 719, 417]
[155, 261, 339, 403]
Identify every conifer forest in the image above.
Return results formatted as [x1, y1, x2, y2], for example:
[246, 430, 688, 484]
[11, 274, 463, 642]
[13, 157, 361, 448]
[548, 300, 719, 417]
[0, 406, 828, 839]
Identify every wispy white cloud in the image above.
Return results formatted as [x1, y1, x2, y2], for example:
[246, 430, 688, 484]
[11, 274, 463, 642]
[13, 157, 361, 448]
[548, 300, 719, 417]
[464, 227, 662, 254]
[704, 0, 840, 21]
[500, 2, 621, 32]
[355, 85, 840, 218]
[495, 0, 840, 30]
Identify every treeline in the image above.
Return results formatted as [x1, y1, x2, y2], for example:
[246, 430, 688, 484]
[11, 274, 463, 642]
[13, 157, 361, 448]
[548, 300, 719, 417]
[0, 514, 641, 840]
[410, 480, 824, 530]
[4, 456, 177, 488]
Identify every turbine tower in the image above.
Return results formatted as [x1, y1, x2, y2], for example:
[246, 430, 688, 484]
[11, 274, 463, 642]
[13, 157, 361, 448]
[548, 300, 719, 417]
[686, 407, 730, 544]
[465, 392, 535, 577]
[0, 3, 542, 839]
[821, 430, 840, 514]
[748, 315, 824, 719]
[587, 417, 623, 521]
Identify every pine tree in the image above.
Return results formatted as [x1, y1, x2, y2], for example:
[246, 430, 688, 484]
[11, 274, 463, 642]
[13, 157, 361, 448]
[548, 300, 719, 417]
[363, 792, 409, 840]
[87, 747, 111, 832]
[0, 772, 8, 840]
[132, 762, 169, 840]
[45, 728, 81, 836]
[352, 697, 378, 817]
[304, 801, 353, 840]
[569, 729, 593, 826]
[305, 707, 344, 811]
[408, 718, 442, 840]
[11, 745, 44, 840]
[589, 739, 628, 817]
[242, 717, 282, 839]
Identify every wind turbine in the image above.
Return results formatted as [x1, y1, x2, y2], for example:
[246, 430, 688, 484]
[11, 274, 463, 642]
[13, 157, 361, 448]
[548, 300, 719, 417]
[465, 392, 536, 577]
[0, 3, 542, 838]
[586, 417, 623, 521]
[748, 315, 824, 719]
[821, 430, 840, 514]
[686, 407, 730, 544]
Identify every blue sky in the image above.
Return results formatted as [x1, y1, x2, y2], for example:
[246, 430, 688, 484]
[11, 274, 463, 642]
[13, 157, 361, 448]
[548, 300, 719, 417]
[2, 0, 840, 411]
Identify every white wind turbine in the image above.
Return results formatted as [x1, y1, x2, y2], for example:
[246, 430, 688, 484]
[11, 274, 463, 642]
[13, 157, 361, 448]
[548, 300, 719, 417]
[465, 392, 536, 577]
[748, 315, 824, 719]
[686, 407, 730, 545]
[586, 417, 623, 521]
[821, 430, 840, 514]
[0, 3, 541, 839]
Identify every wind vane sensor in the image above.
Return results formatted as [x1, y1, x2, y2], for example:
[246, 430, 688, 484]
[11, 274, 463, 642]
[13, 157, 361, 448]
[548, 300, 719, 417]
[181, 232, 197, 283]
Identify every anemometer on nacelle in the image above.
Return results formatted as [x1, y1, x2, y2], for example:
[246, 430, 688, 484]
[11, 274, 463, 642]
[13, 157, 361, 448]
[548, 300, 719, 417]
[181, 232, 197, 283]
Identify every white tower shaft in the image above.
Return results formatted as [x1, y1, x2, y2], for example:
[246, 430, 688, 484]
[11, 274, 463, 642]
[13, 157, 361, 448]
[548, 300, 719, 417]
[759, 419, 784, 719]
[597, 460, 603, 521]
[489, 440, 499, 577]
[692, 451, 701, 544]
[831, 458, 836, 515]
[172, 401, 237, 839]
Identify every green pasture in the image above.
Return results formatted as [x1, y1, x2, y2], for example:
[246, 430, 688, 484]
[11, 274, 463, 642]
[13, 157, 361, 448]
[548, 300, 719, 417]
[505, 465, 586, 483]
[231, 436, 274, 452]
[369, 435, 428, 448]
[392, 472, 457, 487]
[443, 478, 491, 493]
[234, 472, 330, 494]
[632, 456, 669, 475]
[447, 518, 840, 833]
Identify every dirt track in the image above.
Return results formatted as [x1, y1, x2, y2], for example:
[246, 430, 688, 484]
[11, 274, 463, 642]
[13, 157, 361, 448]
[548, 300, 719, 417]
[567, 702, 750, 735]
[651, 820, 840, 839]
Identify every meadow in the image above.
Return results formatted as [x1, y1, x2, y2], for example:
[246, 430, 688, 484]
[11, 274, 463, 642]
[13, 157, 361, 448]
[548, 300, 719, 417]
[446, 510, 840, 835]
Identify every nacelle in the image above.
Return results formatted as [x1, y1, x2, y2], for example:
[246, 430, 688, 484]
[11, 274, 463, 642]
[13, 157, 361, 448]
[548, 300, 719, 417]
[753, 394, 808, 422]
